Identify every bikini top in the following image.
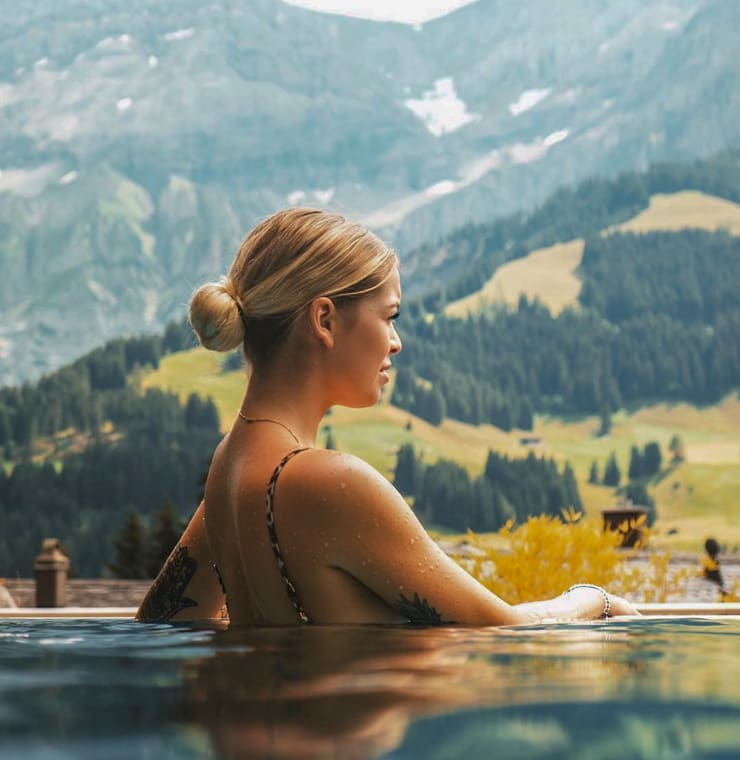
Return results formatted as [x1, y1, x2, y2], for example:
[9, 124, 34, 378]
[213, 448, 313, 624]
[265, 448, 312, 624]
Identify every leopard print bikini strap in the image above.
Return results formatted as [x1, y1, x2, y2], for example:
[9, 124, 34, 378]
[266, 448, 312, 624]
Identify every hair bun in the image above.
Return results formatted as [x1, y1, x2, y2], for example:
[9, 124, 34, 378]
[189, 280, 245, 352]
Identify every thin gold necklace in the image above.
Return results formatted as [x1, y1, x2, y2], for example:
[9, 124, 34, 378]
[238, 410, 302, 446]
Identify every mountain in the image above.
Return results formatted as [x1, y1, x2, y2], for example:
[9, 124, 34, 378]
[2, 0, 739, 383]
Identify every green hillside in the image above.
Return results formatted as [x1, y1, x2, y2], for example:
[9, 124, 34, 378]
[143, 348, 740, 551]
[446, 191, 740, 317]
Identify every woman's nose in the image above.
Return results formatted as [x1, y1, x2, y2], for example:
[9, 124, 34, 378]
[390, 324, 402, 354]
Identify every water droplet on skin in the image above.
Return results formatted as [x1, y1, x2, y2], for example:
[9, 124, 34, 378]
[323, 541, 329, 548]
[356, 534, 361, 539]
[340, 482, 347, 489]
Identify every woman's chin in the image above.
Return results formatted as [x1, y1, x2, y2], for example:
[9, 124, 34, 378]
[339, 389, 383, 409]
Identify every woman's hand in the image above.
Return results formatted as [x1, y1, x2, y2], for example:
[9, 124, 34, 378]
[606, 593, 640, 617]
[560, 585, 641, 619]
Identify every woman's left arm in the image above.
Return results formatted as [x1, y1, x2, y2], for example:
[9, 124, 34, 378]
[136, 501, 226, 623]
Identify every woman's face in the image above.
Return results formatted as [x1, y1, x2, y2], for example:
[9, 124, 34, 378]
[331, 267, 402, 408]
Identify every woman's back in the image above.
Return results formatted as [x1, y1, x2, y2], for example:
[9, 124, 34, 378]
[204, 424, 404, 626]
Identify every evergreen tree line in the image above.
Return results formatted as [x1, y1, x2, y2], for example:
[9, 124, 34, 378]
[415, 151, 740, 309]
[392, 291, 740, 427]
[0, 318, 195, 451]
[108, 500, 186, 579]
[393, 443, 581, 533]
[0, 392, 220, 577]
[579, 230, 740, 326]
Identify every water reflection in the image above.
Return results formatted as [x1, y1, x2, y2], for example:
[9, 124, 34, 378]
[177, 619, 740, 759]
[2, 618, 740, 758]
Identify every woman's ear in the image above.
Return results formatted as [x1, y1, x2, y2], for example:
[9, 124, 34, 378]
[308, 296, 337, 349]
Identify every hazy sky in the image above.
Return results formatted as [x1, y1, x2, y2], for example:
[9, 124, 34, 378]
[281, 0, 479, 24]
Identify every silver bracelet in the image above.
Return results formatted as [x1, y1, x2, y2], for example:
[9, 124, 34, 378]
[566, 584, 610, 618]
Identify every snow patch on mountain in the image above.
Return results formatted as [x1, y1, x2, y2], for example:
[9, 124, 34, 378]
[59, 171, 78, 186]
[509, 88, 551, 116]
[281, 0, 479, 25]
[163, 28, 195, 42]
[508, 129, 569, 164]
[0, 163, 63, 198]
[314, 188, 335, 204]
[404, 77, 479, 136]
[358, 150, 500, 228]
[359, 126, 567, 228]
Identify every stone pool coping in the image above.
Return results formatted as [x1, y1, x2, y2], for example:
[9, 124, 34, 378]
[2, 603, 740, 619]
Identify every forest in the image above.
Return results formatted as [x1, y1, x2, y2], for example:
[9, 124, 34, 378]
[392, 228, 740, 427]
[415, 151, 740, 308]
[394, 443, 582, 533]
[392, 154, 740, 427]
[0, 320, 219, 576]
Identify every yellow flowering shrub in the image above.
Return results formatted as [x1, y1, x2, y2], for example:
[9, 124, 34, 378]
[722, 579, 740, 603]
[455, 509, 691, 604]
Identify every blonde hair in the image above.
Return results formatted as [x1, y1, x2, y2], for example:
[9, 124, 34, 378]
[189, 208, 397, 364]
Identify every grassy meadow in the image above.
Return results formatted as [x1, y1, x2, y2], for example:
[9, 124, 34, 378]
[445, 191, 740, 318]
[142, 348, 740, 552]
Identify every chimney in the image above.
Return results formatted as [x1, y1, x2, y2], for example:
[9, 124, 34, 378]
[34, 539, 70, 607]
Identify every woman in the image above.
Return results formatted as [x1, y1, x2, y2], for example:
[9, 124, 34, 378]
[137, 208, 637, 626]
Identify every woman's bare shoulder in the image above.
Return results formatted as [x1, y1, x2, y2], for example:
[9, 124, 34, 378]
[284, 448, 399, 506]
[276, 448, 417, 549]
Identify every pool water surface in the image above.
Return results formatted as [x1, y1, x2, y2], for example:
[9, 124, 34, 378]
[1, 617, 740, 759]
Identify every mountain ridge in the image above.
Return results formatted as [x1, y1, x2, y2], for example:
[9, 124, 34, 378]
[2, 0, 740, 383]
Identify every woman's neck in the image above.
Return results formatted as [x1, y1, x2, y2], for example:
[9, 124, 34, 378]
[240, 367, 329, 449]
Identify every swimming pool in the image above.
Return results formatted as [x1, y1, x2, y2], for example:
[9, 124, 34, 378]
[1, 617, 739, 759]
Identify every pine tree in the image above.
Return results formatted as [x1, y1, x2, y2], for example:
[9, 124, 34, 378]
[643, 442, 662, 477]
[669, 434, 686, 463]
[562, 462, 582, 511]
[145, 499, 182, 578]
[598, 408, 612, 437]
[108, 511, 148, 579]
[394, 443, 420, 496]
[324, 426, 336, 450]
[603, 452, 621, 487]
[588, 460, 599, 484]
[429, 388, 446, 426]
[628, 445, 643, 480]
